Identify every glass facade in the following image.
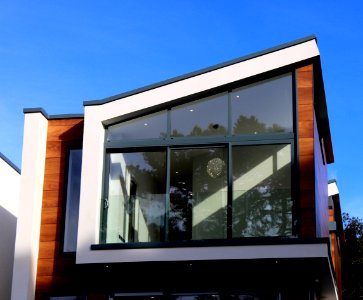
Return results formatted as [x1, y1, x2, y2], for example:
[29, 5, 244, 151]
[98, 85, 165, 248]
[232, 144, 292, 237]
[107, 110, 168, 141]
[169, 147, 228, 240]
[101, 73, 294, 244]
[104, 151, 166, 243]
[171, 93, 228, 137]
[231, 75, 293, 135]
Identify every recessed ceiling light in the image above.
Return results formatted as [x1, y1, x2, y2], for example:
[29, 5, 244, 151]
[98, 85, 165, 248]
[189, 109, 194, 112]
[236, 95, 240, 98]
[144, 123, 148, 126]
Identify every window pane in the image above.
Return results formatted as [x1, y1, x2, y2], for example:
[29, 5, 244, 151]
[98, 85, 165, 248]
[232, 144, 292, 237]
[63, 149, 82, 252]
[104, 151, 166, 243]
[107, 110, 167, 141]
[169, 147, 227, 241]
[231, 74, 293, 135]
[171, 93, 228, 137]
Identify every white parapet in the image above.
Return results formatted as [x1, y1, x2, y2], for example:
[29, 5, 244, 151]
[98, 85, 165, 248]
[11, 112, 48, 300]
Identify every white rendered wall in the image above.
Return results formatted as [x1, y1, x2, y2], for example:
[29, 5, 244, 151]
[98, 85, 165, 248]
[0, 156, 20, 300]
[77, 39, 320, 264]
[11, 113, 48, 300]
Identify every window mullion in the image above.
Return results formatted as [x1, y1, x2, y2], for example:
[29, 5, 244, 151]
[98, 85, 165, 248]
[165, 147, 171, 242]
[227, 143, 232, 239]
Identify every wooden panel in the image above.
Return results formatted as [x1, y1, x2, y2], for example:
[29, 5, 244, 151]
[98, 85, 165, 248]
[43, 173, 64, 191]
[299, 155, 314, 173]
[299, 190, 315, 208]
[36, 118, 84, 299]
[42, 190, 63, 208]
[45, 157, 65, 175]
[39, 224, 60, 242]
[298, 121, 314, 138]
[37, 258, 76, 276]
[297, 104, 314, 121]
[298, 138, 313, 156]
[38, 241, 59, 259]
[297, 65, 316, 238]
[46, 141, 64, 157]
[48, 119, 84, 126]
[41, 207, 62, 224]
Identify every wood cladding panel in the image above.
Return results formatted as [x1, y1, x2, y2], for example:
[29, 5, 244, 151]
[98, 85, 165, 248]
[297, 65, 316, 238]
[38, 241, 59, 259]
[298, 138, 313, 156]
[36, 118, 84, 299]
[41, 207, 62, 224]
[42, 191, 63, 208]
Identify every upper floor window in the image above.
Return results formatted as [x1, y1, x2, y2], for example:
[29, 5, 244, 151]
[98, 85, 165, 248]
[100, 73, 294, 245]
[231, 75, 293, 135]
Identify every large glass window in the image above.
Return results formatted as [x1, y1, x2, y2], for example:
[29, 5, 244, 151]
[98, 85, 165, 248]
[63, 149, 82, 252]
[170, 93, 228, 137]
[107, 110, 167, 141]
[169, 147, 227, 241]
[101, 73, 295, 244]
[231, 74, 293, 135]
[104, 151, 166, 243]
[232, 144, 292, 237]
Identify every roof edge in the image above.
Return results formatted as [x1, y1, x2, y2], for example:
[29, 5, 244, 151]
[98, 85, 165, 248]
[24, 108, 83, 119]
[0, 152, 20, 174]
[84, 35, 317, 106]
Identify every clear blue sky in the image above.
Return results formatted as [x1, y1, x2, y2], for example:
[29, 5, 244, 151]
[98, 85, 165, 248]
[1, 1, 362, 217]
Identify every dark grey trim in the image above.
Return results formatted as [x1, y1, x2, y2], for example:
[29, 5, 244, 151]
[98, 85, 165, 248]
[23, 108, 84, 120]
[91, 237, 330, 250]
[48, 114, 84, 120]
[105, 133, 295, 150]
[23, 107, 49, 118]
[328, 179, 337, 184]
[0, 152, 20, 174]
[84, 35, 317, 106]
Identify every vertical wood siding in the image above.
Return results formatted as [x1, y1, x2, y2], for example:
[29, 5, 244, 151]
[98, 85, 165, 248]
[297, 65, 316, 238]
[35, 118, 84, 299]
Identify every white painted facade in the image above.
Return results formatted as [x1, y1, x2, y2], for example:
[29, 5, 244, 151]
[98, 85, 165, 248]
[11, 112, 48, 300]
[76, 39, 320, 264]
[0, 154, 20, 300]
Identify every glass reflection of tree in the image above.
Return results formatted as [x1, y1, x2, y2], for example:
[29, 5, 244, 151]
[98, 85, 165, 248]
[233, 115, 285, 134]
[125, 152, 166, 242]
[233, 146, 292, 237]
[172, 123, 228, 137]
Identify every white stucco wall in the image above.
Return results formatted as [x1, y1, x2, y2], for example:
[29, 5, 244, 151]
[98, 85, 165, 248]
[0, 154, 20, 300]
[11, 112, 48, 300]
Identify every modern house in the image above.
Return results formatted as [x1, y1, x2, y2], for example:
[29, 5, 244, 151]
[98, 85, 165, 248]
[0, 152, 20, 300]
[11, 36, 343, 300]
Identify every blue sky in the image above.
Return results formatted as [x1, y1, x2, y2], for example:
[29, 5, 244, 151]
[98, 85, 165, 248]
[1, 1, 362, 217]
